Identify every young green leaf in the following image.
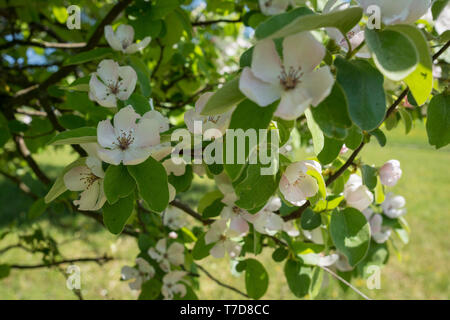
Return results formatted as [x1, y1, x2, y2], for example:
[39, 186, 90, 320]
[103, 193, 135, 235]
[245, 259, 269, 300]
[103, 164, 136, 204]
[47, 127, 97, 146]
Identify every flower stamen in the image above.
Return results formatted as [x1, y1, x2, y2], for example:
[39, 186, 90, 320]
[279, 66, 303, 90]
[114, 130, 135, 150]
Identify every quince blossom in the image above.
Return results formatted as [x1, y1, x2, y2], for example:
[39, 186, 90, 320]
[89, 59, 137, 108]
[363, 208, 391, 244]
[184, 92, 233, 136]
[356, 0, 431, 25]
[379, 160, 402, 187]
[163, 206, 186, 230]
[148, 239, 185, 272]
[63, 143, 106, 211]
[121, 257, 155, 290]
[205, 218, 242, 259]
[97, 106, 166, 165]
[162, 271, 187, 300]
[279, 160, 321, 206]
[245, 197, 284, 236]
[239, 33, 334, 120]
[343, 174, 374, 211]
[381, 193, 406, 219]
[105, 24, 151, 54]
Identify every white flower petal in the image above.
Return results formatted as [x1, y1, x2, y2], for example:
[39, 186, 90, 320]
[89, 74, 116, 108]
[301, 67, 334, 107]
[251, 39, 282, 84]
[123, 147, 152, 165]
[104, 25, 122, 51]
[97, 59, 119, 87]
[115, 24, 135, 49]
[113, 105, 139, 135]
[116, 66, 137, 101]
[64, 166, 91, 191]
[274, 87, 312, 120]
[142, 110, 170, 133]
[97, 119, 116, 148]
[98, 148, 123, 165]
[239, 67, 281, 107]
[210, 242, 226, 258]
[282, 32, 325, 73]
[133, 118, 160, 148]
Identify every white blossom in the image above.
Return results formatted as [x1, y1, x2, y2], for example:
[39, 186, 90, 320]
[184, 92, 233, 136]
[343, 174, 374, 211]
[335, 252, 353, 272]
[63, 143, 106, 211]
[381, 192, 406, 219]
[105, 24, 151, 54]
[363, 208, 391, 244]
[121, 257, 155, 290]
[89, 59, 137, 108]
[279, 160, 321, 206]
[303, 226, 324, 245]
[148, 239, 185, 272]
[239, 32, 334, 120]
[163, 206, 186, 230]
[356, 0, 431, 25]
[97, 106, 166, 165]
[244, 197, 284, 235]
[204, 218, 242, 259]
[163, 158, 186, 176]
[379, 160, 402, 187]
[162, 271, 187, 300]
[435, 4, 450, 35]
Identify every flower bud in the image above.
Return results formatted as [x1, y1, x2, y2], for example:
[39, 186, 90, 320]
[379, 160, 402, 187]
[344, 174, 374, 211]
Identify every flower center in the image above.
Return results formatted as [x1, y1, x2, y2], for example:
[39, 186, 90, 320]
[109, 82, 120, 95]
[232, 206, 241, 214]
[279, 66, 303, 90]
[205, 115, 219, 124]
[80, 172, 100, 188]
[114, 130, 135, 151]
[264, 0, 273, 7]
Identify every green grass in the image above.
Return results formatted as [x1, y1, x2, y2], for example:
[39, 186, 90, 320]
[0, 123, 448, 300]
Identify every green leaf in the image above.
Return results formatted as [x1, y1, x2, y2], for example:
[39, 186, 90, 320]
[344, 125, 363, 149]
[0, 264, 10, 280]
[28, 198, 48, 220]
[0, 113, 11, 147]
[330, 208, 371, 267]
[365, 28, 419, 81]
[63, 48, 114, 66]
[192, 234, 214, 260]
[272, 247, 289, 262]
[245, 259, 269, 300]
[335, 57, 386, 131]
[310, 84, 352, 140]
[103, 165, 136, 204]
[197, 190, 223, 214]
[138, 278, 162, 300]
[168, 165, 193, 192]
[202, 198, 225, 219]
[426, 93, 450, 149]
[309, 267, 324, 299]
[126, 93, 151, 116]
[103, 193, 135, 235]
[255, 7, 363, 40]
[47, 127, 97, 146]
[200, 77, 245, 116]
[388, 25, 433, 105]
[369, 128, 387, 147]
[235, 164, 280, 212]
[305, 109, 324, 155]
[301, 207, 321, 230]
[399, 108, 413, 134]
[361, 165, 378, 190]
[52, 6, 68, 24]
[432, 0, 449, 19]
[317, 137, 343, 165]
[284, 259, 312, 298]
[44, 158, 87, 203]
[127, 157, 169, 212]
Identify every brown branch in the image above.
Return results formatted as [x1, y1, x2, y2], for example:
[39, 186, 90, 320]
[192, 18, 242, 27]
[9, 254, 113, 269]
[170, 200, 214, 225]
[195, 264, 249, 298]
[0, 170, 39, 200]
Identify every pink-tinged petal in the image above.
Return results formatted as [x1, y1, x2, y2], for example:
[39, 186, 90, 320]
[86, 156, 104, 178]
[224, 240, 242, 258]
[98, 148, 123, 165]
[184, 109, 200, 134]
[96, 59, 119, 87]
[403, 0, 431, 24]
[64, 166, 91, 191]
[115, 24, 135, 48]
[116, 66, 137, 101]
[301, 67, 334, 107]
[113, 106, 139, 134]
[210, 242, 226, 258]
[370, 214, 383, 234]
[251, 39, 282, 84]
[122, 147, 152, 165]
[274, 87, 312, 120]
[283, 32, 325, 73]
[239, 67, 281, 107]
[230, 216, 249, 236]
[133, 118, 160, 148]
[97, 119, 116, 148]
[104, 25, 122, 51]
[284, 161, 308, 184]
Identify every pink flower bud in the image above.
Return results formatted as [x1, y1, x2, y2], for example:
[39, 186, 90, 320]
[379, 160, 402, 187]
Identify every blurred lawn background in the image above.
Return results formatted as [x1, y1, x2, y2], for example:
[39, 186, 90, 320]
[0, 122, 448, 300]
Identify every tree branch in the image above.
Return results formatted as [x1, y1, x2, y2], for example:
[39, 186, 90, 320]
[192, 18, 242, 27]
[195, 264, 249, 298]
[170, 200, 214, 225]
[9, 254, 113, 269]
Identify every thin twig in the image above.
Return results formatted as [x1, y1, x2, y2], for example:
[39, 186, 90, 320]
[196, 264, 249, 298]
[192, 18, 242, 26]
[170, 200, 214, 225]
[9, 255, 113, 269]
[320, 266, 372, 300]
